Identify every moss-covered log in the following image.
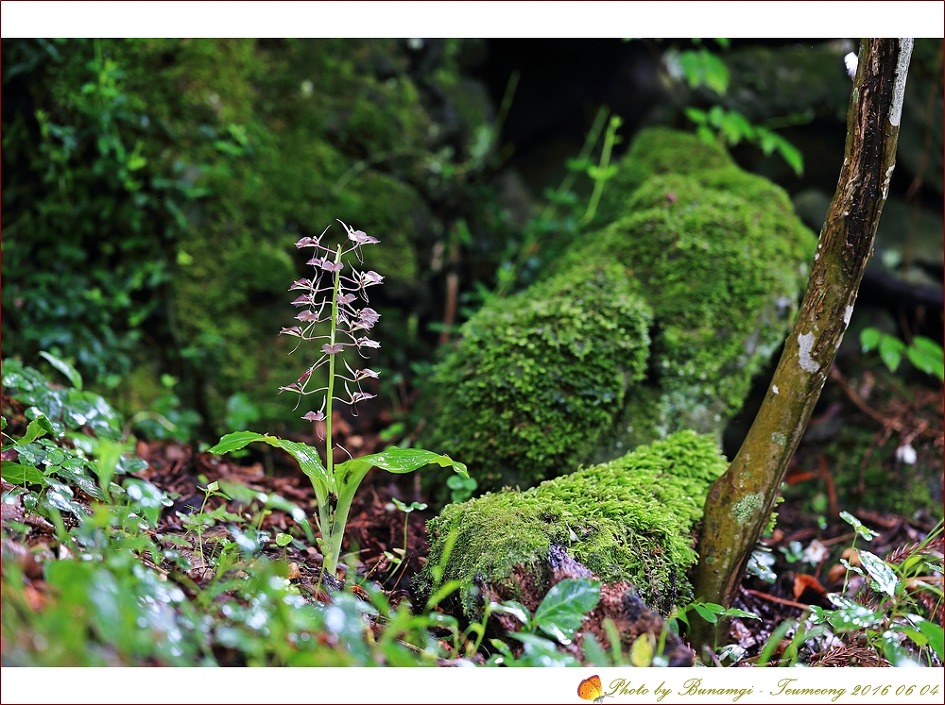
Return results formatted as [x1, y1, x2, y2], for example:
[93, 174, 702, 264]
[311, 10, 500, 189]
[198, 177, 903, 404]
[419, 430, 728, 620]
[691, 39, 914, 648]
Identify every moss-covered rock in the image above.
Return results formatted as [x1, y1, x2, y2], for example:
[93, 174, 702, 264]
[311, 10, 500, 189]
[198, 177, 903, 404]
[419, 430, 728, 619]
[594, 126, 736, 224]
[427, 262, 651, 490]
[581, 169, 815, 451]
[426, 128, 816, 491]
[155, 39, 491, 431]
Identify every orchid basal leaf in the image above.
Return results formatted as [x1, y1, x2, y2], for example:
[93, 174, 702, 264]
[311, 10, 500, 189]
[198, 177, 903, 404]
[337, 447, 468, 479]
[209, 431, 329, 494]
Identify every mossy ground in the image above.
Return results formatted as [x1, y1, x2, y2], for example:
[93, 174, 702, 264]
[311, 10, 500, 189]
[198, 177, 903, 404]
[420, 430, 728, 619]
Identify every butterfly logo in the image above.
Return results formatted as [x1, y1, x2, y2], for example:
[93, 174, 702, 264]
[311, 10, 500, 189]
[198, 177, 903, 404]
[577, 675, 610, 704]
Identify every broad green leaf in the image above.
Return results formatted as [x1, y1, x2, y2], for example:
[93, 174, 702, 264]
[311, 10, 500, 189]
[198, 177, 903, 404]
[693, 602, 723, 623]
[707, 105, 725, 127]
[506, 631, 579, 666]
[124, 478, 173, 528]
[878, 334, 905, 372]
[696, 124, 715, 144]
[54, 466, 105, 501]
[533, 578, 600, 642]
[15, 414, 56, 446]
[907, 336, 944, 381]
[39, 351, 83, 390]
[701, 51, 730, 94]
[209, 431, 329, 496]
[44, 482, 87, 517]
[773, 137, 804, 176]
[490, 600, 531, 627]
[1, 461, 48, 486]
[338, 447, 467, 479]
[860, 326, 882, 351]
[721, 607, 761, 620]
[858, 550, 899, 597]
[916, 618, 944, 661]
[812, 594, 885, 632]
[684, 107, 707, 125]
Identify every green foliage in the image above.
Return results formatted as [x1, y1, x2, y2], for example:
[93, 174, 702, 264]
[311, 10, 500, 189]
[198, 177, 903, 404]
[2, 40, 228, 384]
[420, 431, 728, 619]
[4, 39, 495, 434]
[664, 46, 731, 94]
[860, 327, 944, 381]
[209, 435, 465, 577]
[809, 515, 944, 666]
[481, 578, 601, 666]
[684, 106, 804, 175]
[660, 39, 806, 175]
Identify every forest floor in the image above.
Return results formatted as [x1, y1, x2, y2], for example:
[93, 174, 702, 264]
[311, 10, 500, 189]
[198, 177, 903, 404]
[2, 352, 942, 667]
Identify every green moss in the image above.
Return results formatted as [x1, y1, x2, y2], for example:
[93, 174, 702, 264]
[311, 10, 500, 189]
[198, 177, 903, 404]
[420, 430, 728, 618]
[574, 171, 815, 439]
[426, 129, 816, 490]
[594, 127, 735, 225]
[161, 40, 463, 430]
[426, 262, 651, 491]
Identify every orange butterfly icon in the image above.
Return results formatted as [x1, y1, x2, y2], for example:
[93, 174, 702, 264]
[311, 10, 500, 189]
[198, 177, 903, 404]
[577, 675, 610, 704]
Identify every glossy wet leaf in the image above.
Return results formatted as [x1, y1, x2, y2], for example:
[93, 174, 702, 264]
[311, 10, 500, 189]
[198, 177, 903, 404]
[490, 600, 530, 626]
[839, 511, 878, 541]
[54, 466, 105, 500]
[532, 578, 600, 643]
[338, 447, 467, 479]
[858, 550, 899, 597]
[810, 595, 885, 632]
[506, 631, 578, 666]
[124, 478, 172, 528]
[15, 414, 56, 446]
[39, 350, 83, 390]
[916, 618, 944, 661]
[1, 461, 48, 486]
[209, 431, 329, 496]
[43, 482, 87, 517]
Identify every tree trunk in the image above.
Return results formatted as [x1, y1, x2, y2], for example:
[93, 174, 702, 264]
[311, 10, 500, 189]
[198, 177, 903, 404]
[690, 38, 914, 652]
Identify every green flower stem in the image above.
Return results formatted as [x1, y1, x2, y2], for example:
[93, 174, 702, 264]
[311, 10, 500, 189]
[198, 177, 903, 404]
[322, 467, 371, 575]
[318, 245, 344, 573]
[325, 245, 342, 492]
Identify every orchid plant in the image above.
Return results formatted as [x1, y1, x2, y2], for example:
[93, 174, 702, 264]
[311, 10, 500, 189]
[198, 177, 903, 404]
[209, 221, 467, 576]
